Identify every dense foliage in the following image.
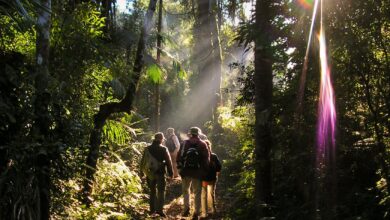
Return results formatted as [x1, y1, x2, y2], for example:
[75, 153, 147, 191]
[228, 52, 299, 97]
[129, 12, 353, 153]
[0, 0, 389, 219]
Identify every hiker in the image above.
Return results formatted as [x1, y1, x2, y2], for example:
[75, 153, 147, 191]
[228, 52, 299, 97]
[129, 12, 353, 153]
[140, 132, 173, 217]
[165, 127, 180, 178]
[197, 128, 208, 141]
[201, 140, 222, 217]
[177, 127, 210, 219]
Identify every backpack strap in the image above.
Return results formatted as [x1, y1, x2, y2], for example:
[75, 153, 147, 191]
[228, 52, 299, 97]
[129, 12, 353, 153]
[148, 145, 161, 164]
[180, 140, 188, 158]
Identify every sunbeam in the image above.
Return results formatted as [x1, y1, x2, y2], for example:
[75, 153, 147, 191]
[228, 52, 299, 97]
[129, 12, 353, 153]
[297, 0, 320, 112]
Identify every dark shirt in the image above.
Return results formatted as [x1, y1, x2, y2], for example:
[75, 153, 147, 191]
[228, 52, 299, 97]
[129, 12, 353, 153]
[204, 153, 222, 181]
[177, 136, 210, 179]
[148, 141, 173, 177]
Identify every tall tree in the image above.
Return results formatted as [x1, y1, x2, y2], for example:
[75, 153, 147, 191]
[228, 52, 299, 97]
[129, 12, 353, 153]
[101, 0, 113, 34]
[34, 0, 52, 218]
[82, 0, 159, 205]
[154, 0, 163, 132]
[184, 0, 223, 128]
[254, 0, 274, 217]
[209, 0, 223, 123]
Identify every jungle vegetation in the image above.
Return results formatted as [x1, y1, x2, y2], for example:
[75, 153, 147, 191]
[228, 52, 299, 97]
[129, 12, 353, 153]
[0, 0, 389, 219]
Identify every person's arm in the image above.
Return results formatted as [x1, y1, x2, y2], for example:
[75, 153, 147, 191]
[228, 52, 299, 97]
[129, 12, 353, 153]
[176, 140, 186, 163]
[173, 135, 180, 151]
[201, 142, 210, 167]
[164, 148, 173, 178]
[172, 135, 180, 150]
[214, 154, 222, 172]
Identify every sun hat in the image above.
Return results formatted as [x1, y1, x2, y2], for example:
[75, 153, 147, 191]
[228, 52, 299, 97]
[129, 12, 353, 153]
[189, 127, 201, 136]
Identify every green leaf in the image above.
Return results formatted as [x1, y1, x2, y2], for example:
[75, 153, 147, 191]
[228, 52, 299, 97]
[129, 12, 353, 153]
[173, 61, 187, 79]
[178, 68, 187, 79]
[146, 64, 163, 84]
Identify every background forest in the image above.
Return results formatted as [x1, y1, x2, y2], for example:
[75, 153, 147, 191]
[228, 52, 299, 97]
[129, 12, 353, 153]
[0, 0, 389, 219]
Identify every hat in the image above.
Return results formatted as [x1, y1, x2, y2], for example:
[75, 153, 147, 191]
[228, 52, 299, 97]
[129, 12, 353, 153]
[189, 127, 201, 136]
[166, 127, 174, 134]
[154, 132, 165, 141]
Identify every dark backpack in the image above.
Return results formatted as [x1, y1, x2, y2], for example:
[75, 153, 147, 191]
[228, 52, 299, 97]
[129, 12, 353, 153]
[183, 143, 201, 169]
[210, 153, 222, 172]
[140, 147, 163, 179]
[166, 135, 176, 153]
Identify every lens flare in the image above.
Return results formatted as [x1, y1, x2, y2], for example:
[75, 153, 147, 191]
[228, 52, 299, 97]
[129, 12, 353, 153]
[297, 0, 320, 113]
[316, 26, 336, 168]
[298, 0, 314, 9]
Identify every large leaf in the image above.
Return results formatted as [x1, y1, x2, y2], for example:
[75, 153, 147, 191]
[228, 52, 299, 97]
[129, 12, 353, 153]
[0, 0, 50, 30]
[146, 64, 164, 84]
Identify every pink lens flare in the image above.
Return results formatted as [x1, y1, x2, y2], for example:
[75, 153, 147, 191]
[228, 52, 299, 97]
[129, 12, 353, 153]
[316, 27, 336, 169]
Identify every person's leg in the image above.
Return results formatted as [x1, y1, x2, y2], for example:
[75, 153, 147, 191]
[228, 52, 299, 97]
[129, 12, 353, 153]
[201, 181, 208, 216]
[209, 181, 216, 213]
[156, 175, 166, 214]
[147, 177, 157, 213]
[182, 177, 191, 214]
[192, 178, 202, 216]
[170, 152, 178, 177]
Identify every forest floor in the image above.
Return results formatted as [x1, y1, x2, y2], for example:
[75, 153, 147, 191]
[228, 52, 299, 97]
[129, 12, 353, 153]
[139, 176, 232, 220]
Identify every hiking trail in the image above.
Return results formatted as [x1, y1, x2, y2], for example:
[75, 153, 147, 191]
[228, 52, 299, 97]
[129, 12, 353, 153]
[139, 175, 233, 219]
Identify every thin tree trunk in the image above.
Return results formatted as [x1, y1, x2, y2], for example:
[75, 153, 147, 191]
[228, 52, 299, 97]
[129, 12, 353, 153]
[154, 0, 163, 132]
[154, 84, 160, 131]
[101, 0, 112, 34]
[82, 0, 158, 206]
[254, 0, 273, 217]
[35, 0, 52, 219]
[209, 0, 222, 122]
[217, 0, 222, 28]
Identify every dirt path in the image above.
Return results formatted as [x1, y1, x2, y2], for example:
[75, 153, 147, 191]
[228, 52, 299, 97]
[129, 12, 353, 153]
[141, 176, 232, 220]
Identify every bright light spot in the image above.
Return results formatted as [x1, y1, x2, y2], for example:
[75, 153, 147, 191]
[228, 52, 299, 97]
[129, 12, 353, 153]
[243, 2, 252, 19]
[286, 47, 296, 55]
[117, 0, 127, 13]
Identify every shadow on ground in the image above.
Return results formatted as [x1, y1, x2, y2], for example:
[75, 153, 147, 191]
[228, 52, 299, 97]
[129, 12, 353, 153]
[140, 177, 231, 219]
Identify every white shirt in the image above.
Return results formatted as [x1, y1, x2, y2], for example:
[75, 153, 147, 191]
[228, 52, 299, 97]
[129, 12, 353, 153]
[172, 135, 180, 151]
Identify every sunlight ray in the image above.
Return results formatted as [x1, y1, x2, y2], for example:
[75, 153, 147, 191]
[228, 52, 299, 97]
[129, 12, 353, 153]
[297, 0, 320, 112]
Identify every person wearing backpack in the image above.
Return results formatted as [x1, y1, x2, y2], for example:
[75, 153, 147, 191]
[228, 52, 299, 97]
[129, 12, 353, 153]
[177, 127, 210, 219]
[165, 128, 180, 178]
[201, 140, 222, 217]
[140, 132, 173, 217]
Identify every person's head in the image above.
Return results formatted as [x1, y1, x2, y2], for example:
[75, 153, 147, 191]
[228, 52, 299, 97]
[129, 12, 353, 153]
[204, 140, 212, 152]
[154, 132, 165, 144]
[188, 127, 201, 137]
[166, 127, 175, 136]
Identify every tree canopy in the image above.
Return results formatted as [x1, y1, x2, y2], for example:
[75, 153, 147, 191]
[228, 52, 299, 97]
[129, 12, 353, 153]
[0, 0, 389, 219]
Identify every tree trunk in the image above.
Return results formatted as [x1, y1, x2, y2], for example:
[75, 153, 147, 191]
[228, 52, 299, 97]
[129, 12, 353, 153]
[101, 0, 112, 34]
[35, 0, 52, 219]
[154, 0, 163, 132]
[194, 0, 210, 84]
[184, 0, 216, 128]
[82, 0, 158, 206]
[254, 0, 273, 217]
[209, 0, 223, 124]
